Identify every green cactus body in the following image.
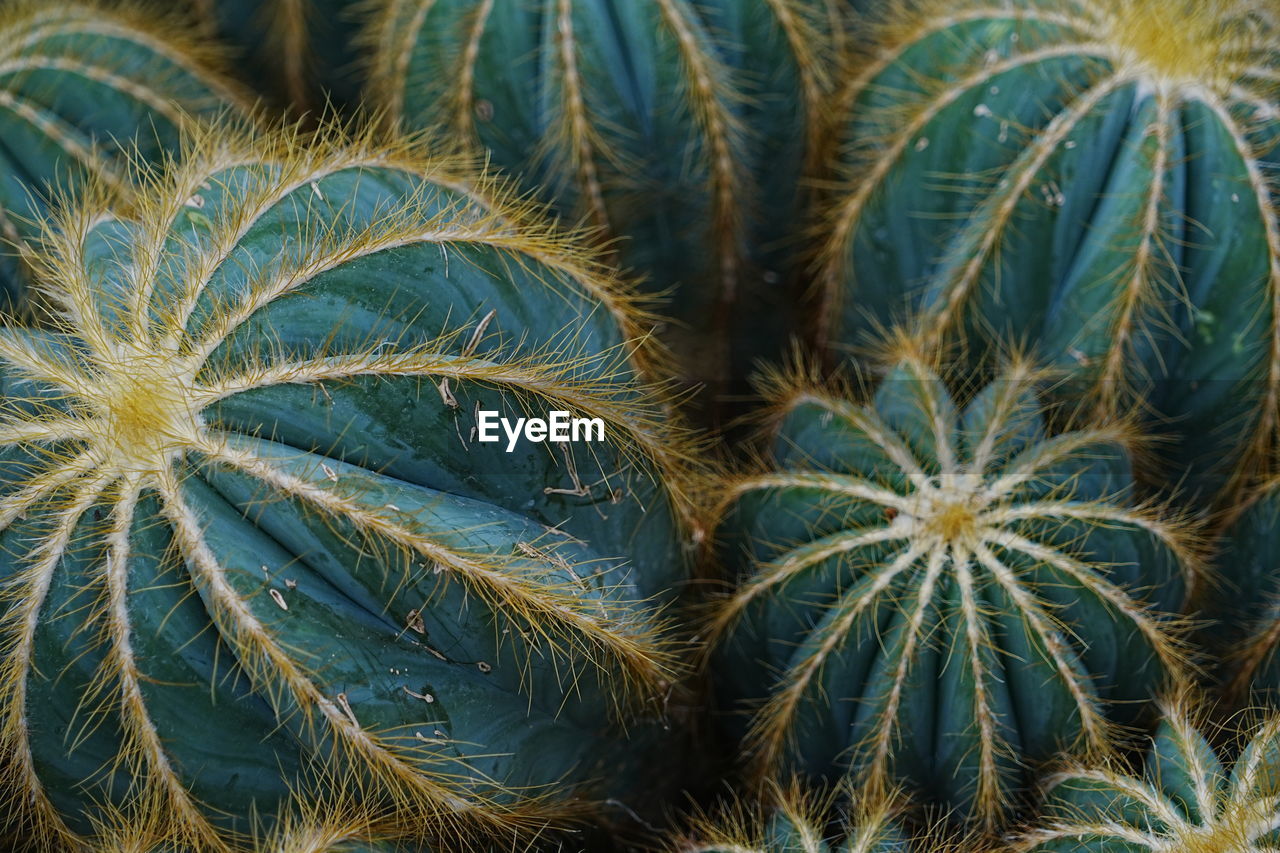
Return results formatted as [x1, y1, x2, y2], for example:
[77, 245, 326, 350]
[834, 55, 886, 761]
[186, 0, 363, 111]
[1209, 478, 1280, 702]
[819, 0, 1280, 493]
[364, 0, 842, 394]
[1014, 699, 1280, 853]
[0, 1, 252, 309]
[0, 125, 693, 851]
[707, 351, 1194, 826]
[671, 783, 911, 853]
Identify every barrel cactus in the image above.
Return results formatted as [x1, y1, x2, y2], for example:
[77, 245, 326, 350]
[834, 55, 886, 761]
[0, 0, 253, 311]
[669, 781, 913, 853]
[185, 0, 363, 111]
[363, 0, 843, 395]
[706, 347, 1196, 826]
[0, 123, 694, 851]
[819, 0, 1280, 494]
[1013, 697, 1280, 853]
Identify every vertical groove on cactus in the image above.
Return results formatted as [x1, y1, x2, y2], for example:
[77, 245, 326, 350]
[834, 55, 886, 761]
[362, 0, 840, 394]
[1013, 696, 1280, 852]
[706, 343, 1197, 826]
[0, 0, 254, 308]
[0, 121, 695, 851]
[819, 0, 1280, 495]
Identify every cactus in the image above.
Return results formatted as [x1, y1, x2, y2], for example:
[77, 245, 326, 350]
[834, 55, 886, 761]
[705, 346, 1196, 826]
[0, 0, 253, 311]
[668, 780, 913, 853]
[0, 122, 696, 851]
[1207, 477, 1280, 704]
[818, 0, 1280, 494]
[362, 0, 843, 396]
[1013, 696, 1280, 853]
[185, 0, 363, 111]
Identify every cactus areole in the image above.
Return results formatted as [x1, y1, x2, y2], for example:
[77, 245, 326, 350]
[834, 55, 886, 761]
[364, 0, 843, 392]
[0, 0, 252, 309]
[0, 127, 691, 850]
[708, 353, 1194, 825]
[821, 0, 1280, 494]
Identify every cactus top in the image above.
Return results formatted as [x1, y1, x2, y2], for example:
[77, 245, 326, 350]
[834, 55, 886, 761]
[0, 123, 693, 851]
[820, 0, 1280, 494]
[1014, 698, 1280, 853]
[708, 349, 1197, 826]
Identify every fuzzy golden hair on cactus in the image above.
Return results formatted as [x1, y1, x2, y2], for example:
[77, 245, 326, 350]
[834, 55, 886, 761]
[704, 341, 1201, 828]
[0, 0, 255, 310]
[818, 0, 1280, 496]
[1012, 693, 1280, 853]
[359, 0, 845, 399]
[0, 118, 700, 851]
[666, 778, 925, 853]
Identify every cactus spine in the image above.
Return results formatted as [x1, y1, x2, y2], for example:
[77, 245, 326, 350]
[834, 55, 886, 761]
[819, 0, 1280, 494]
[706, 346, 1196, 826]
[362, 0, 842, 395]
[0, 121, 694, 851]
[1014, 696, 1280, 853]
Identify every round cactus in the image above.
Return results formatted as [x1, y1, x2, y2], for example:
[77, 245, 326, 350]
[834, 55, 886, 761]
[0, 122, 694, 851]
[818, 0, 1280, 494]
[706, 347, 1196, 826]
[669, 781, 913, 853]
[362, 0, 843, 395]
[1013, 697, 1280, 853]
[185, 0, 363, 111]
[0, 0, 253, 310]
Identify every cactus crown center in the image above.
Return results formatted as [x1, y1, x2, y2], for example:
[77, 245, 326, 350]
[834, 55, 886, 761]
[1104, 0, 1257, 93]
[87, 348, 202, 473]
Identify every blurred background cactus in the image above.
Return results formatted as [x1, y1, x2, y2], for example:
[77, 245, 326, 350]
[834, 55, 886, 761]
[0, 0, 253, 312]
[361, 0, 845, 414]
[819, 0, 1280, 497]
[0, 123, 694, 851]
[185, 0, 364, 112]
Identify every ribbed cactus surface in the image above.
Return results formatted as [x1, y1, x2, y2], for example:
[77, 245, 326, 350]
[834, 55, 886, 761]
[707, 351, 1194, 825]
[364, 0, 842, 394]
[670, 783, 911, 853]
[1212, 478, 1280, 703]
[0, 0, 251, 309]
[186, 0, 362, 111]
[0, 125, 692, 851]
[1014, 699, 1280, 852]
[820, 0, 1280, 493]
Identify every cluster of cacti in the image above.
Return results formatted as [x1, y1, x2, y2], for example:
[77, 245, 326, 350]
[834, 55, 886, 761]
[6, 1, 1280, 852]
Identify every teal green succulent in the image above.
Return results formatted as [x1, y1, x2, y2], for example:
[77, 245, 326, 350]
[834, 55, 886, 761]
[0, 0, 253, 310]
[0, 123, 694, 851]
[362, 0, 844, 396]
[1014, 697, 1280, 853]
[818, 0, 1280, 495]
[706, 347, 1196, 826]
